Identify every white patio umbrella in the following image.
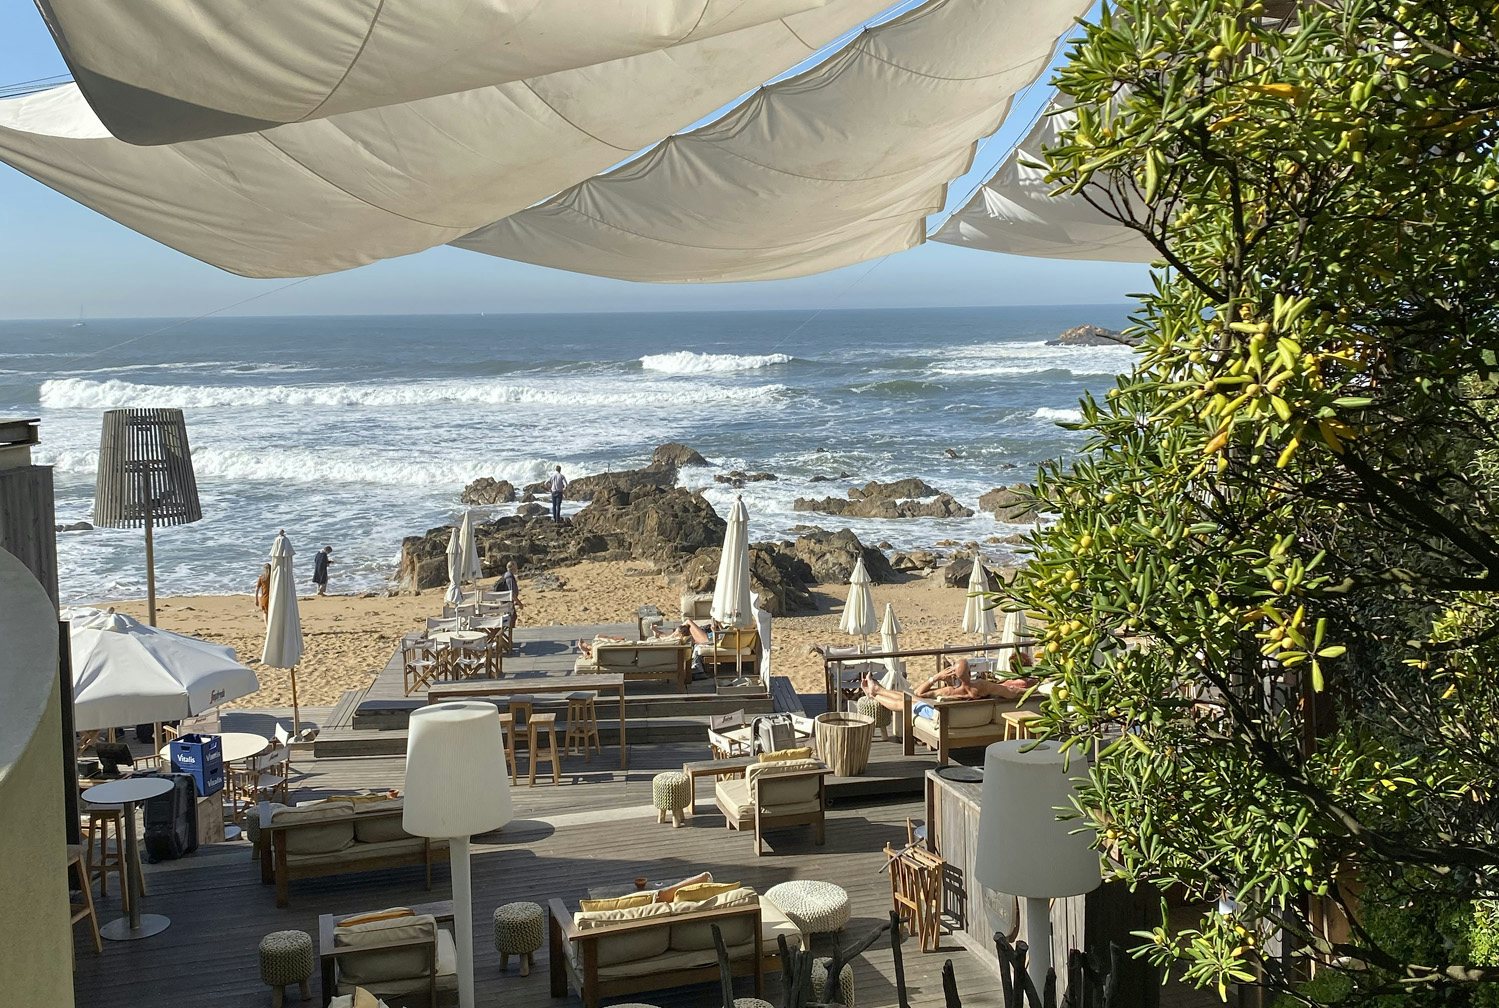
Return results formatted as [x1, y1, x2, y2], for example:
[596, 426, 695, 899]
[458, 509, 483, 598]
[711, 495, 754, 683]
[66, 607, 259, 731]
[444, 527, 464, 607]
[998, 606, 1028, 669]
[962, 554, 998, 646]
[261, 530, 306, 735]
[840, 555, 878, 652]
[880, 602, 903, 680]
[711, 496, 753, 629]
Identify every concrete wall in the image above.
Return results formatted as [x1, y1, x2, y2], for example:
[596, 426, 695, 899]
[0, 547, 71, 1006]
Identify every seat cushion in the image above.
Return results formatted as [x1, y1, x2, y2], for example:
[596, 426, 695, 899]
[715, 778, 752, 826]
[353, 809, 411, 844]
[350, 931, 457, 998]
[335, 915, 438, 985]
[761, 897, 805, 950]
[272, 801, 355, 855]
[935, 700, 1000, 729]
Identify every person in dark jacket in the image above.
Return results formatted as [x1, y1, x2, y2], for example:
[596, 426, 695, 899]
[311, 545, 335, 596]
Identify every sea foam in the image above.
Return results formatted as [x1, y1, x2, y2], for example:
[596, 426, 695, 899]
[1032, 407, 1083, 422]
[639, 350, 794, 374]
[43, 447, 551, 487]
[39, 376, 783, 410]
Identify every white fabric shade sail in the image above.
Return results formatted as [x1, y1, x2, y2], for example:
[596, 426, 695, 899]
[711, 496, 754, 629]
[840, 555, 878, 645]
[962, 556, 997, 643]
[931, 101, 1157, 262]
[458, 0, 1093, 282]
[66, 607, 260, 730]
[37, 0, 836, 145]
[0, 1, 895, 278]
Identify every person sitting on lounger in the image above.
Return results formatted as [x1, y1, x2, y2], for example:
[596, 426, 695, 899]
[576, 634, 629, 659]
[861, 658, 1036, 719]
[652, 620, 719, 646]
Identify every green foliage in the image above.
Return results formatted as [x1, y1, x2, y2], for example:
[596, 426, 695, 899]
[1007, 0, 1499, 1003]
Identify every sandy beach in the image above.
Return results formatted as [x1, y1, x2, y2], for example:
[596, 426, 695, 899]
[100, 559, 1006, 709]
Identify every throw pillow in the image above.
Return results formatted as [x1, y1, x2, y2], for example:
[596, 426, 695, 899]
[673, 881, 742, 903]
[759, 747, 814, 763]
[579, 891, 658, 912]
[336, 907, 413, 928]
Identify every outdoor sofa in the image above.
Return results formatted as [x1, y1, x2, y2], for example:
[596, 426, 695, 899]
[259, 797, 447, 907]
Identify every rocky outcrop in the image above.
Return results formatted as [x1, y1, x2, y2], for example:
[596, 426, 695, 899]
[55, 521, 93, 532]
[714, 470, 777, 486]
[459, 477, 516, 505]
[680, 545, 816, 615]
[773, 528, 898, 584]
[979, 484, 1042, 523]
[794, 493, 974, 519]
[890, 549, 942, 573]
[849, 477, 938, 500]
[651, 442, 710, 469]
[941, 556, 1010, 589]
[395, 486, 724, 591]
[1048, 323, 1136, 347]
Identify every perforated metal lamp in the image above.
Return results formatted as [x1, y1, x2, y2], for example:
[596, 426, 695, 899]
[93, 408, 202, 625]
[976, 741, 1102, 998]
[404, 702, 513, 1008]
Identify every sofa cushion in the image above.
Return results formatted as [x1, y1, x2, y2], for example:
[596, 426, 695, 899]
[272, 800, 355, 855]
[353, 806, 411, 844]
[672, 881, 741, 903]
[348, 930, 457, 999]
[287, 837, 426, 867]
[580, 891, 657, 912]
[334, 914, 439, 985]
[935, 699, 1000, 728]
[667, 888, 759, 950]
[745, 758, 822, 789]
[759, 747, 814, 763]
[715, 778, 752, 825]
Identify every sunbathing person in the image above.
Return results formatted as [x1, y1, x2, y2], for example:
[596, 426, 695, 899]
[576, 634, 629, 659]
[862, 658, 1036, 719]
[652, 620, 719, 646]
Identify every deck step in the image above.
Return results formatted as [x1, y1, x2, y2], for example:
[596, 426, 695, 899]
[350, 693, 770, 731]
[318, 716, 712, 758]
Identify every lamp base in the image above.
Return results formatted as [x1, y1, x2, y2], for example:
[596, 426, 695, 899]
[1024, 895, 1050, 998]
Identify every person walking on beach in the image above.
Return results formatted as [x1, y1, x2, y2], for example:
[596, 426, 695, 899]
[547, 465, 568, 523]
[254, 563, 272, 616]
[311, 545, 335, 596]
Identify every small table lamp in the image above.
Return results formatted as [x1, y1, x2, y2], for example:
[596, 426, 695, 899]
[404, 701, 513, 1008]
[976, 740, 1101, 997]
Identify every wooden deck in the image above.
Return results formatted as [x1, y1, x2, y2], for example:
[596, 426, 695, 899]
[76, 619, 1218, 1008]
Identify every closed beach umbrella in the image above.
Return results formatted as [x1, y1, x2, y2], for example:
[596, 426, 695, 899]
[710, 495, 753, 629]
[444, 527, 464, 607]
[66, 607, 259, 730]
[840, 555, 878, 651]
[880, 602, 903, 678]
[458, 509, 483, 596]
[962, 554, 998, 646]
[261, 530, 306, 735]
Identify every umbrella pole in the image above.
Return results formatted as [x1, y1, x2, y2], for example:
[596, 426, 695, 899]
[290, 666, 301, 738]
[144, 508, 157, 627]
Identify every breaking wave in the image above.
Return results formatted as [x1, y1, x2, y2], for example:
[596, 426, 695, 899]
[639, 350, 794, 374]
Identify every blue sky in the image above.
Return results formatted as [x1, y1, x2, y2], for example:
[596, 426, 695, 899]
[0, 2, 1148, 319]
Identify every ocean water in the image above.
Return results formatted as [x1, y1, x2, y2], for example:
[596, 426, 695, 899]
[0, 306, 1137, 604]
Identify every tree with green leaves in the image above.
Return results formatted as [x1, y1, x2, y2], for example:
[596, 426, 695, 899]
[1010, 0, 1499, 1003]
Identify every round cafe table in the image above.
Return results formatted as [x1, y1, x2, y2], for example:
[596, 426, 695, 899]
[82, 776, 176, 941]
[158, 731, 271, 765]
[428, 630, 487, 647]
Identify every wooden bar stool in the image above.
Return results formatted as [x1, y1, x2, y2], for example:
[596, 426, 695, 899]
[67, 843, 102, 955]
[497, 712, 519, 785]
[83, 806, 126, 905]
[1001, 710, 1042, 741]
[528, 713, 561, 786]
[563, 691, 601, 760]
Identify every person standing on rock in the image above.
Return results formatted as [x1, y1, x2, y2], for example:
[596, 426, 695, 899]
[311, 545, 335, 596]
[547, 465, 568, 523]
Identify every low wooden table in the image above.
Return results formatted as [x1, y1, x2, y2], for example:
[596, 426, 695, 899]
[680, 756, 754, 818]
[319, 898, 453, 1004]
[427, 674, 629, 769]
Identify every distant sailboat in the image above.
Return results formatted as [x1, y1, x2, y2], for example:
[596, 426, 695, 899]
[72, 303, 86, 328]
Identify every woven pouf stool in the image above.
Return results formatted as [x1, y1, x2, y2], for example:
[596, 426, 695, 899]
[765, 880, 851, 935]
[652, 771, 691, 828]
[258, 930, 314, 1008]
[494, 901, 545, 976]
[854, 697, 893, 740]
[734, 1000, 775, 1008]
[813, 957, 857, 1006]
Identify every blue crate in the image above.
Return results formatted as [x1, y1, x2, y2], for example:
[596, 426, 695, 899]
[168, 733, 224, 796]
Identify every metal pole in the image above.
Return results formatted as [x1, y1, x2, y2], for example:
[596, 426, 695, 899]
[144, 488, 157, 626]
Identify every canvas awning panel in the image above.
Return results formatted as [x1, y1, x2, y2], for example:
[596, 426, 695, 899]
[36, 0, 834, 144]
[454, 0, 1093, 282]
[0, 1, 894, 277]
[930, 101, 1158, 262]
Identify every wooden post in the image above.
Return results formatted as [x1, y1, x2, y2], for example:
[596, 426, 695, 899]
[143, 502, 157, 626]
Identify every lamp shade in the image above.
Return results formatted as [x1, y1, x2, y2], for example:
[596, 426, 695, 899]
[975, 741, 1101, 898]
[94, 408, 202, 528]
[403, 702, 512, 838]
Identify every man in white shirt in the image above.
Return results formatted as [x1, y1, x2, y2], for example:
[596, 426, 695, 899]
[547, 465, 568, 522]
